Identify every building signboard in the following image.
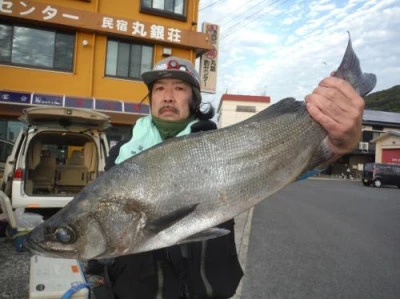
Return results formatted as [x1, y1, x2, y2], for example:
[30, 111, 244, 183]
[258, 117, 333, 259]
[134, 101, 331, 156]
[124, 102, 150, 114]
[95, 99, 123, 112]
[0, 0, 211, 50]
[65, 96, 94, 109]
[32, 94, 63, 106]
[0, 91, 31, 104]
[0, 89, 150, 115]
[199, 23, 219, 94]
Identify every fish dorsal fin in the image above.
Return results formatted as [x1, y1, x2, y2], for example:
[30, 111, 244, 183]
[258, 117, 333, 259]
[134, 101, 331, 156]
[146, 204, 199, 234]
[177, 228, 231, 244]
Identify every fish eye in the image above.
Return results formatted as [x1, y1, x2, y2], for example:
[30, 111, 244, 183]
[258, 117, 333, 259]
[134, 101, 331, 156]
[54, 227, 76, 244]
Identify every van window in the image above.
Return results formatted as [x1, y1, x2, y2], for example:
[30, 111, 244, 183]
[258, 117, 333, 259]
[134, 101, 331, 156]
[393, 165, 400, 175]
[24, 131, 98, 196]
[0, 139, 13, 164]
[0, 119, 23, 142]
[376, 164, 394, 175]
[364, 163, 373, 172]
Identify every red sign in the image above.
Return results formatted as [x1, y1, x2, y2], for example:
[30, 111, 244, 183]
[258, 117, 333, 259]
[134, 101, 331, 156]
[382, 149, 400, 164]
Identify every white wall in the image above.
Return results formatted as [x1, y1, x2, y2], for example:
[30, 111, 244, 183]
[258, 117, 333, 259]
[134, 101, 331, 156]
[220, 100, 270, 128]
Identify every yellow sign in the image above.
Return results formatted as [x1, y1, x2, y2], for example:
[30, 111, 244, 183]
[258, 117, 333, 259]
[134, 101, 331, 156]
[200, 23, 219, 94]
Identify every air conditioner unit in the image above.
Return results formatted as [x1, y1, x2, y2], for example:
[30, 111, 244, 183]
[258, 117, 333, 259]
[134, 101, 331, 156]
[359, 142, 369, 152]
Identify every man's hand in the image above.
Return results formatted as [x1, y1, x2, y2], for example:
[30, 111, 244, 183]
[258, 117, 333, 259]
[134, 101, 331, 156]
[305, 76, 365, 161]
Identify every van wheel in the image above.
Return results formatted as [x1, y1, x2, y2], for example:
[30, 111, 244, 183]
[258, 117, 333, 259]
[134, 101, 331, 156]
[374, 179, 382, 188]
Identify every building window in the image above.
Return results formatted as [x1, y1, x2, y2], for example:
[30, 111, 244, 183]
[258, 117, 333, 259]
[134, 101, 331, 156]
[236, 105, 257, 113]
[0, 119, 23, 142]
[141, 0, 186, 21]
[0, 22, 75, 72]
[372, 125, 384, 131]
[0, 138, 13, 165]
[105, 40, 153, 80]
[362, 130, 373, 142]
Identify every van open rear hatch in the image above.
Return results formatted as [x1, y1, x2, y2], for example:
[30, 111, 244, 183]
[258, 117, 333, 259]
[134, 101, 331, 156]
[6, 107, 110, 208]
[19, 107, 110, 131]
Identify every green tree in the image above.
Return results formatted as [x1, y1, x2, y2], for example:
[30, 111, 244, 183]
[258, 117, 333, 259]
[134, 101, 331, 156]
[365, 85, 400, 112]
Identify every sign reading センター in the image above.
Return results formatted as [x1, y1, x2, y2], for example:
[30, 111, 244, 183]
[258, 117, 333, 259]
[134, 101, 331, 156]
[200, 23, 219, 94]
[0, 0, 210, 51]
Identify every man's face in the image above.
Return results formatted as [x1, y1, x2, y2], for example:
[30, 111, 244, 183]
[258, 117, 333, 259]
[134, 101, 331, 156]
[150, 79, 192, 121]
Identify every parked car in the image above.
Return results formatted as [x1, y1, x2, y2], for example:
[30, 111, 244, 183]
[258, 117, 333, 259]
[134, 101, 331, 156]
[362, 162, 400, 188]
[0, 138, 14, 180]
[1, 107, 110, 208]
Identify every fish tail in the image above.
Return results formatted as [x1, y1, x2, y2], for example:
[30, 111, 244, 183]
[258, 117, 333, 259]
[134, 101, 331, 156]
[334, 32, 377, 97]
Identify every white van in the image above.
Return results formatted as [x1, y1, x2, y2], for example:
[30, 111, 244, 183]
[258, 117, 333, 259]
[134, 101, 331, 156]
[1, 107, 110, 208]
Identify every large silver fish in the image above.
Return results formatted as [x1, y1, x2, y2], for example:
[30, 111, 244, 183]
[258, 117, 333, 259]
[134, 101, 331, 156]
[25, 34, 376, 260]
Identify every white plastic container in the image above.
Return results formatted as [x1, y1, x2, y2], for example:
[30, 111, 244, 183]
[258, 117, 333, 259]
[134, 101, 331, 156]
[29, 255, 89, 299]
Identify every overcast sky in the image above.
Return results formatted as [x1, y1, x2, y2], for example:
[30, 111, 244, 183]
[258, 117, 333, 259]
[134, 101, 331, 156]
[197, 0, 400, 106]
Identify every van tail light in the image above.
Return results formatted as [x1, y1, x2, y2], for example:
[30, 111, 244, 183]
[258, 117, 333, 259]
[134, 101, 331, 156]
[14, 168, 23, 180]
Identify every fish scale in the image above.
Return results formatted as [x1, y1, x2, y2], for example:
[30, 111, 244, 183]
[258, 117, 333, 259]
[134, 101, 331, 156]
[25, 33, 377, 259]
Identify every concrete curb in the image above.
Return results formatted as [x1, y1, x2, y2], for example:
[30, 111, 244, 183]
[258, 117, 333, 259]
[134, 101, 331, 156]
[232, 208, 254, 299]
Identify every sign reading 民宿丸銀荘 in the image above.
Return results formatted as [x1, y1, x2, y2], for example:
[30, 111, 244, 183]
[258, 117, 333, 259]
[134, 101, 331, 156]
[0, 0, 211, 50]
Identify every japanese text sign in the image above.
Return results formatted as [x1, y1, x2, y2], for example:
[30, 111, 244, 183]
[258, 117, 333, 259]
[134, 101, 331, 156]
[0, 0, 211, 50]
[200, 23, 219, 94]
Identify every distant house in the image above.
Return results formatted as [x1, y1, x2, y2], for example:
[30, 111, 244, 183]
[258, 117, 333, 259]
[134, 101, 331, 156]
[360, 110, 400, 161]
[219, 93, 271, 128]
[370, 131, 400, 164]
[336, 110, 400, 176]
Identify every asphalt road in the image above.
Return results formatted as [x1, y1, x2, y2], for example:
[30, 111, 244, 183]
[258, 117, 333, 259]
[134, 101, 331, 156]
[0, 237, 30, 298]
[240, 179, 400, 299]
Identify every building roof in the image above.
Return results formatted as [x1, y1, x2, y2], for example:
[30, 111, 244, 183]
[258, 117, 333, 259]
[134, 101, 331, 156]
[221, 93, 271, 103]
[371, 130, 400, 143]
[363, 110, 400, 128]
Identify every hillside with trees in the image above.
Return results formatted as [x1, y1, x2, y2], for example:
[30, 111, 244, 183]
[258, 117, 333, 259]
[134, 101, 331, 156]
[365, 85, 400, 112]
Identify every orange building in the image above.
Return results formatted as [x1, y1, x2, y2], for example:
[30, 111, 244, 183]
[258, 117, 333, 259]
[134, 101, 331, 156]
[0, 0, 210, 141]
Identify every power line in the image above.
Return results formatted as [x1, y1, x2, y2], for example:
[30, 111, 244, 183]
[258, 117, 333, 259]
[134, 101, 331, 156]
[221, 0, 283, 35]
[199, 0, 226, 11]
[199, 0, 267, 28]
[218, 0, 271, 29]
[199, 0, 213, 9]
[220, 0, 288, 41]
[199, 0, 291, 44]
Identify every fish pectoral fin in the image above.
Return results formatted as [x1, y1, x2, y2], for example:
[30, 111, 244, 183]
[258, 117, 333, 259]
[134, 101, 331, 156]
[147, 203, 199, 233]
[177, 228, 231, 244]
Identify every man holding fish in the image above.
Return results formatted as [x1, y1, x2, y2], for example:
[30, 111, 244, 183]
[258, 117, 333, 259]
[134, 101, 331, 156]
[96, 52, 367, 298]
[26, 35, 375, 299]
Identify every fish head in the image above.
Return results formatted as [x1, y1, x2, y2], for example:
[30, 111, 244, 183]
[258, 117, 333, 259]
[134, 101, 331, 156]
[25, 190, 146, 260]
